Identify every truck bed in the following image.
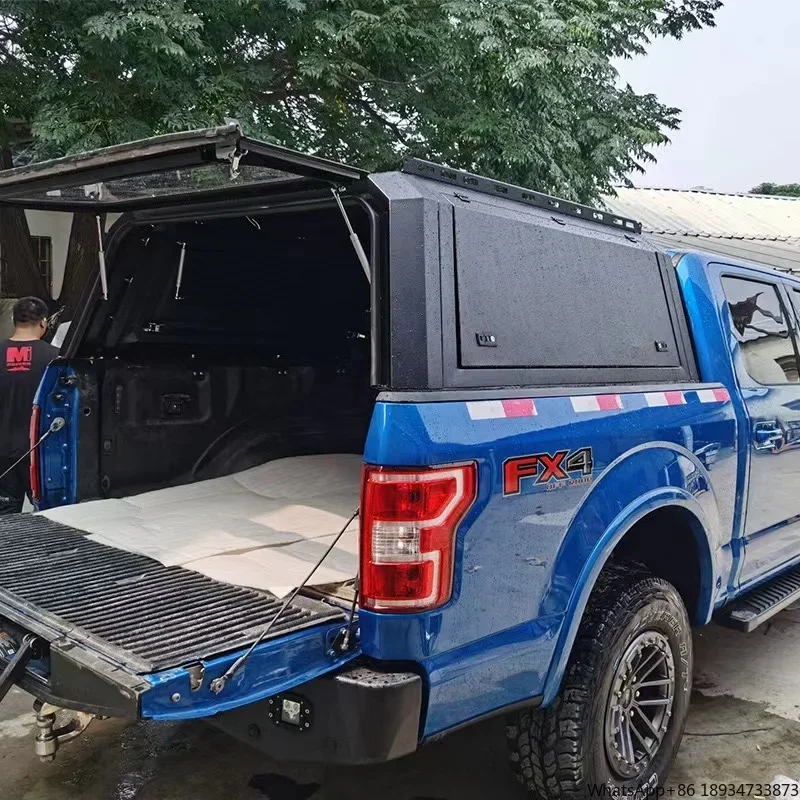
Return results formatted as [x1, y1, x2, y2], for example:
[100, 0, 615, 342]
[40, 454, 361, 598]
[0, 514, 344, 673]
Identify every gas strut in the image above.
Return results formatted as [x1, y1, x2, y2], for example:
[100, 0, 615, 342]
[331, 189, 371, 280]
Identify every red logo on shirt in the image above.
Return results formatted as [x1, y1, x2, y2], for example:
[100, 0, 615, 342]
[6, 346, 33, 372]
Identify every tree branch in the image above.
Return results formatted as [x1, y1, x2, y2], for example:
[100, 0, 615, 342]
[352, 97, 409, 146]
[249, 86, 307, 106]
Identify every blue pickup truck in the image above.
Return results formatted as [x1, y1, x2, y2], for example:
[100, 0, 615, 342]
[0, 125, 799, 797]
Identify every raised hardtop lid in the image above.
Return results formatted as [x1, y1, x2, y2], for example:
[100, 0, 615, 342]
[0, 122, 366, 211]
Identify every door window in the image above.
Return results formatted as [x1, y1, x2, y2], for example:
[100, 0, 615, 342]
[721, 276, 800, 385]
[788, 289, 800, 329]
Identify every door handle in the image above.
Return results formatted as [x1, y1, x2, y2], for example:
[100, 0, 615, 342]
[754, 423, 784, 451]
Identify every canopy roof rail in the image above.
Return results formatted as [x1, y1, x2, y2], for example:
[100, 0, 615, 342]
[402, 158, 642, 235]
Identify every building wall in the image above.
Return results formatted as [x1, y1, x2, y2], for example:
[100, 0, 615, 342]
[11, 210, 122, 300]
[1, 211, 122, 338]
[0, 298, 14, 339]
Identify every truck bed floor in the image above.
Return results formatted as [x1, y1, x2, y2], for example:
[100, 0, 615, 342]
[0, 515, 343, 673]
[40, 454, 361, 597]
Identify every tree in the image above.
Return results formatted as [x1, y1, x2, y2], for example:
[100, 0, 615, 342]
[750, 183, 800, 197]
[0, 0, 722, 317]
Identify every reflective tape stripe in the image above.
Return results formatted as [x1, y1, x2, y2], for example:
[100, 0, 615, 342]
[570, 395, 600, 413]
[696, 388, 730, 403]
[501, 398, 537, 417]
[467, 399, 537, 419]
[466, 400, 506, 419]
[597, 394, 623, 411]
[571, 394, 623, 412]
[664, 390, 686, 405]
[467, 388, 729, 421]
[645, 391, 685, 406]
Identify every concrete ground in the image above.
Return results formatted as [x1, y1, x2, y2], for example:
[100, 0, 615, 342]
[2, 606, 800, 800]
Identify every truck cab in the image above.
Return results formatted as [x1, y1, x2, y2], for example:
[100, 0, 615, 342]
[1, 126, 800, 796]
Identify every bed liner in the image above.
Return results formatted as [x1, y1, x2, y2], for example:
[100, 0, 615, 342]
[41, 454, 361, 598]
[0, 514, 344, 673]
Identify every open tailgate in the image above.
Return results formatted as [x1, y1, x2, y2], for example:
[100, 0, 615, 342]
[0, 515, 359, 719]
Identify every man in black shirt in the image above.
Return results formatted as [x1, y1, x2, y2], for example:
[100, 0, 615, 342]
[0, 297, 58, 514]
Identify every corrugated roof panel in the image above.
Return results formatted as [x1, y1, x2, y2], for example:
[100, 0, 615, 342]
[604, 188, 800, 240]
[645, 233, 800, 274]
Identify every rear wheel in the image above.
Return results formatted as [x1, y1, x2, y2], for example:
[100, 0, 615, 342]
[507, 563, 692, 799]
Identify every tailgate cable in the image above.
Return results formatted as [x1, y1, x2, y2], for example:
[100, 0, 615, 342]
[0, 418, 65, 484]
[210, 507, 360, 695]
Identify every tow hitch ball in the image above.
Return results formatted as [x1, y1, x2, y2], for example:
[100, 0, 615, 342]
[33, 701, 95, 763]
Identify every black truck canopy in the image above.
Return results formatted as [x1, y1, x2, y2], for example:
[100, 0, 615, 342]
[0, 123, 365, 212]
[0, 128, 696, 389]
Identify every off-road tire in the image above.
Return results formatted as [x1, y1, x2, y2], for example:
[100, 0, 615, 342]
[507, 563, 693, 799]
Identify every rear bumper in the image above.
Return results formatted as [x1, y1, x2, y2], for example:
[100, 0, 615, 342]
[3, 608, 421, 764]
[210, 662, 423, 765]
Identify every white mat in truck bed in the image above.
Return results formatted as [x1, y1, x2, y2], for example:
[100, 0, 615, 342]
[40, 454, 361, 597]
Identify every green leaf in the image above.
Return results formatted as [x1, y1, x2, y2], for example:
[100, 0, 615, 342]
[0, 0, 722, 202]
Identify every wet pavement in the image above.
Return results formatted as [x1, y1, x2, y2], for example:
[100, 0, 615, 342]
[3, 609, 800, 799]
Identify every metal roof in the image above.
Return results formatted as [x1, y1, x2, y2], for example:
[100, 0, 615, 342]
[603, 187, 800, 273]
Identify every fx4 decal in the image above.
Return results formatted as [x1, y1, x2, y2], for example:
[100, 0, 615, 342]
[503, 447, 594, 496]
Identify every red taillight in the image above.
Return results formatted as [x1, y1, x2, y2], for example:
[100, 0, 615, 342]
[29, 404, 41, 501]
[360, 463, 477, 611]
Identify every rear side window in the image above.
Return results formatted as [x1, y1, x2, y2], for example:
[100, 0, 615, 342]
[453, 204, 682, 371]
[721, 276, 799, 385]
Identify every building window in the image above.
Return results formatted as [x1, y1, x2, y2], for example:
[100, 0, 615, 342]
[0, 236, 53, 297]
[30, 236, 53, 293]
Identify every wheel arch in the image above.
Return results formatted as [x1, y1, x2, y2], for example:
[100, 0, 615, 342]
[541, 489, 717, 706]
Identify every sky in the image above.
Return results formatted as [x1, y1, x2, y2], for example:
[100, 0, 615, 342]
[615, 0, 800, 193]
